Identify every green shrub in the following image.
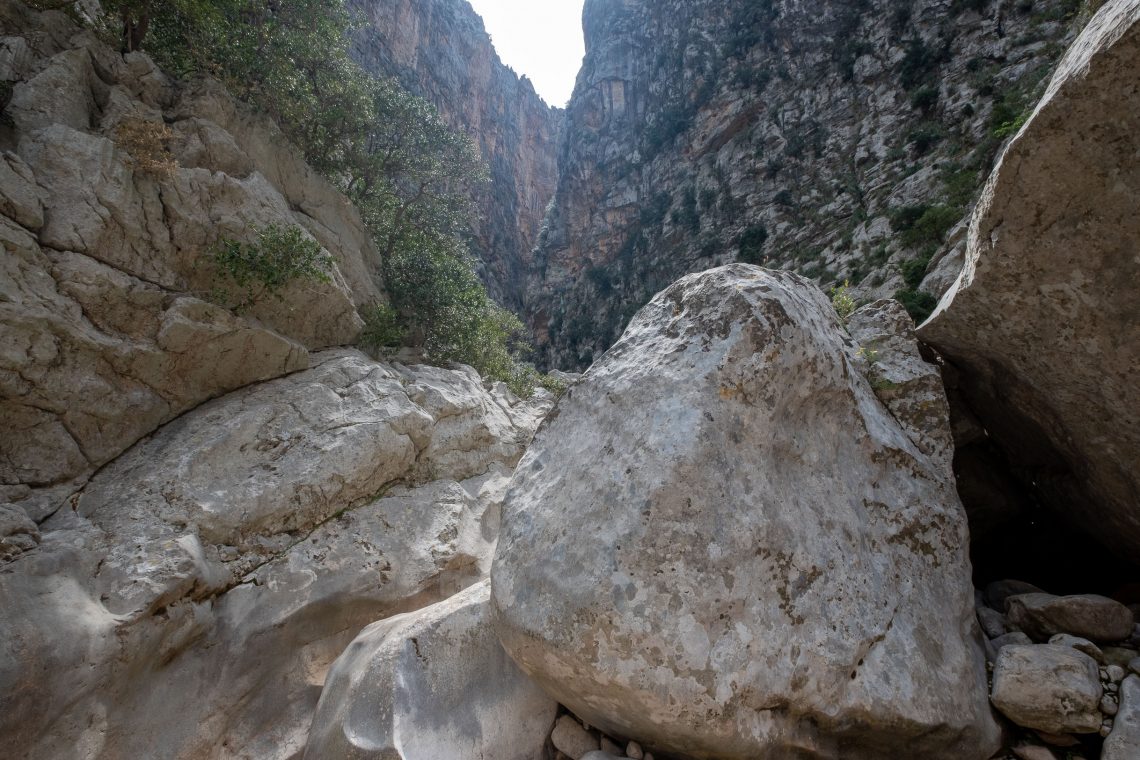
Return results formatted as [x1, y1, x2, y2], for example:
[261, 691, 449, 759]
[894, 288, 938, 322]
[899, 37, 944, 90]
[891, 204, 959, 248]
[97, 1, 545, 391]
[900, 255, 931, 289]
[907, 122, 944, 155]
[670, 186, 701, 234]
[586, 265, 615, 294]
[831, 280, 858, 323]
[358, 302, 404, 356]
[738, 225, 769, 265]
[909, 86, 940, 113]
[208, 224, 332, 311]
[640, 192, 672, 227]
[993, 110, 1029, 138]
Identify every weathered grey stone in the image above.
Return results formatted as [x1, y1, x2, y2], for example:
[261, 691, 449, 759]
[1047, 635, 1105, 664]
[1103, 675, 1140, 759]
[1006, 593, 1134, 643]
[0, 152, 45, 230]
[979, 606, 1008, 638]
[847, 299, 955, 473]
[919, 0, 1140, 560]
[0, 226, 310, 520]
[552, 715, 601, 759]
[493, 266, 999, 759]
[0, 503, 40, 562]
[1102, 647, 1140, 669]
[303, 580, 557, 760]
[626, 740, 645, 759]
[991, 645, 1103, 734]
[580, 753, 624, 760]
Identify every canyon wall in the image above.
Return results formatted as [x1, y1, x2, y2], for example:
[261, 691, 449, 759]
[348, 0, 563, 311]
[527, 0, 1083, 369]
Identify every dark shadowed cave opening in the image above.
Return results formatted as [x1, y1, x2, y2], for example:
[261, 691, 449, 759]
[938, 358, 1140, 600]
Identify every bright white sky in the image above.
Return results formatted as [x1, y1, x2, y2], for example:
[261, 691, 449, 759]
[467, 0, 586, 107]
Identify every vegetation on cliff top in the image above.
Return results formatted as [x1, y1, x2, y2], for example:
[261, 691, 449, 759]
[85, 0, 546, 395]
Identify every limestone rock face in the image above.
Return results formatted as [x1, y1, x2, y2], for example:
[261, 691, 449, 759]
[304, 579, 558, 760]
[918, 0, 1140, 559]
[492, 265, 998, 759]
[525, 0, 1081, 369]
[0, 349, 553, 760]
[0, 4, 390, 522]
[347, 0, 561, 311]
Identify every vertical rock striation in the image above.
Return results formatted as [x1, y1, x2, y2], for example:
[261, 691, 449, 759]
[527, 0, 1082, 369]
[347, 0, 563, 311]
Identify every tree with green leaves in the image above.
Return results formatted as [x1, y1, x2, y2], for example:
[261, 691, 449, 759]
[90, 0, 545, 394]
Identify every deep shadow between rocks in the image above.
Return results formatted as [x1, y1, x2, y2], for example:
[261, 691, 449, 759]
[935, 352, 1140, 599]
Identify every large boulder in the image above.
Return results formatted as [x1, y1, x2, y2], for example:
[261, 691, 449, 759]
[990, 645, 1103, 734]
[1006, 593, 1134, 643]
[304, 580, 558, 760]
[491, 265, 999, 759]
[0, 350, 553, 759]
[918, 0, 1140, 558]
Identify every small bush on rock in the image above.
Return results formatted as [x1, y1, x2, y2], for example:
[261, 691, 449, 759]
[894, 288, 938, 323]
[831, 280, 857, 323]
[358, 302, 405, 357]
[208, 224, 332, 312]
[738, 224, 769, 265]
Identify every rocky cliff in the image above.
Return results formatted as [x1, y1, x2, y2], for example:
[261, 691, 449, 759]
[347, 0, 562, 311]
[527, 0, 1085, 369]
[0, 5, 554, 757]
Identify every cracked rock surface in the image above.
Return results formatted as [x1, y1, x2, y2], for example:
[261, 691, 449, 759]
[491, 265, 999, 759]
[0, 350, 552, 759]
[0, 2, 383, 522]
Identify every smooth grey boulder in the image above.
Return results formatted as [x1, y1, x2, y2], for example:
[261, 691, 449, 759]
[492, 266, 999, 759]
[918, 0, 1140, 559]
[1006, 593, 1134, 643]
[303, 580, 557, 760]
[1103, 675, 1140, 759]
[552, 714, 601, 759]
[990, 645, 1103, 734]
